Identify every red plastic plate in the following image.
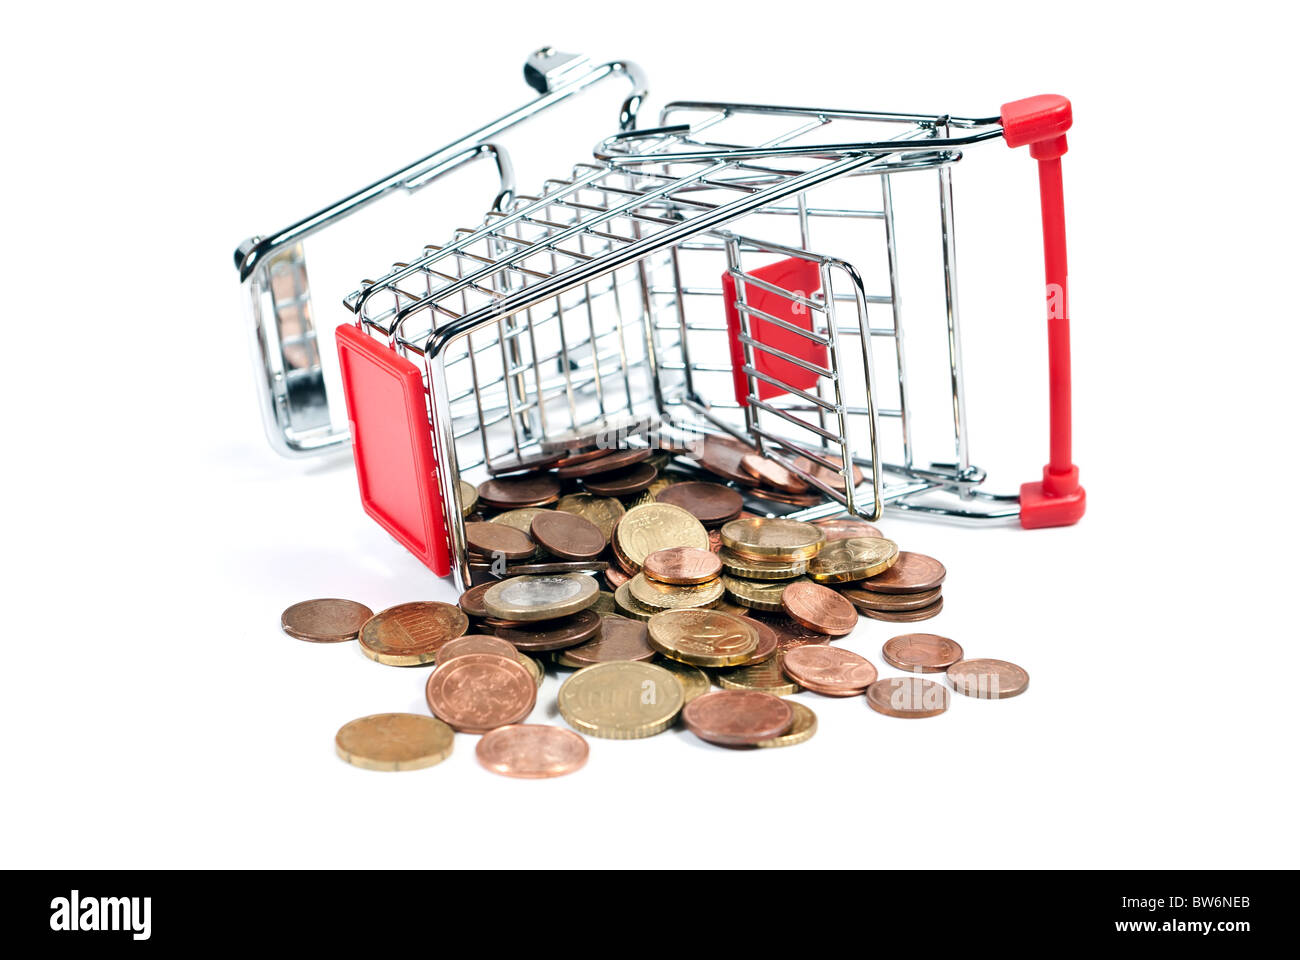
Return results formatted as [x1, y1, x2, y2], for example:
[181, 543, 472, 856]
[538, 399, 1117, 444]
[335, 324, 450, 575]
[723, 257, 825, 405]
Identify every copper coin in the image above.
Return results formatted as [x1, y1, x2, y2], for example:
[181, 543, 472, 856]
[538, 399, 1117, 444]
[781, 581, 858, 636]
[682, 690, 794, 747]
[655, 481, 745, 525]
[486, 450, 563, 476]
[281, 598, 373, 643]
[458, 583, 494, 619]
[360, 601, 469, 666]
[697, 438, 760, 486]
[476, 724, 589, 778]
[842, 586, 943, 612]
[560, 616, 656, 666]
[643, 546, 723, 585]
[741, 454, 809, 493]
[464, 521, 536, 560]
[881, 633, 964, 672]
[434, 633, 520, 665]
[760, 615, 832, 650]
[738, 616, 779, 664]
[605, 565, 630, 589]
[583, 462, 658, 496]
[815, 517, 884, 540]
[753, 488, 823, 507]
[555, 447, 652, 479]
[792, 454, 864, 493]
[946, 658, 1030, 700]
[491, 608, 602, 652]
[477, 474, 561, 509]
[424, 653, 537, 733]
[859, 597, 944, 622]
[530, 510, 606, 561]
[866, 677, 951, 718]
[782, 645, 878, 696]
[553, 447, 611, 468]
[860, 551, 947, 594]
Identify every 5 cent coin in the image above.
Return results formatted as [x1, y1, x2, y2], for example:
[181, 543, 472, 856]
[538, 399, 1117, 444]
[682, 690, 794, 747]
[281, 598, 374, 643]
[946, 658, 1030, 700]
[881, 634, 964, 672]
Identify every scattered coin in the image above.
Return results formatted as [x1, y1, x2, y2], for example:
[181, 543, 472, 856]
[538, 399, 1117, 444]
[718, 547, 807, 580]
[652, 657, 712, 703]
[481, 574, 600, 622]
[815, 517, 884, 540]
[881, 634, 965, 673]
[754, 700, 818, 748]
[557, 661, 684, 739]
[281, 598, 373, 643]
[682, 690, 794, 747]
[806, 537, 899, 583]
[782, 645, 878, 696]
[434, 633, 520, 665]
[584, 462, 659, 497]
[530, 510, 606, 561]
[858, 597, 944, 622]
[464, 521, 536, 560]
[717, 655, 800, 696]
[781, 580, 858, 636]
[613, 581, 658, 621]
[615, 503, 710, 570]
[655, 481, 745, 524]
[555, 447, 615, 468]
[646, 608, 758, 667]
[859, 551, 947, 594]
[425, 653, 537, 733]
[359, 601, 469, 666]
[458, 481, 479, 518]
[762, 615, 832, 650]
[486, 560, 608, 575]
[556, 447, 652, 479]
[590, 591, 618, 617]
[741, 454, 809, 493]
[476, 724, 589, 779]
[629, 573, 724, 611]
[335, 713, 454, 772]
[517, 653, 544, 687]
[605, 566, 631, 590]
[841, 586, 943, 612]
[485, 450, 563, 476]
[458, 583, 494, 619]
[487, 507, 553, 534]
[946, 658, 1030, 700]
[697, 437, 760, 486]
[540, 414, 657, 454]
[643, 546, 722, 585]
[558, 616, 655, 666]
[720, 517, 825, 561]
[556, 493, 625, 541]
[866, 677, 951, 718]
[722, 573, 798, 612]
[490, 608, 603, 652]
[477, 474, 562, 509]
[791, 454, 864, 493]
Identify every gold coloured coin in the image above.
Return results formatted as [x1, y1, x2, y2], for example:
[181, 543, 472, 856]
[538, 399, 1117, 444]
[334, 713, 454, 771]
[359, 601, 469, 666]
[807, 537, 899, 583]
[653, 656, 712, 704]
[720, 517, 825, 561]
[488, 507, 553, 533]
[613, 581, 657, 621]
[628, 573, 724, 611]
[717, 655, 801, 696]
[482, 574, 600, 622]
[723, 574, 810, 613]
[459, 481, 479, 518]
[614, 503, 709, 571]
[591, 590, 618, 617]
[556, 493, 625, 542]
[754, 700, 817, 748]
[718, 547, 807, 581]
[517, 653, 545, 687]
[646, 609, 758, 667]
[557, 661, 684, 739]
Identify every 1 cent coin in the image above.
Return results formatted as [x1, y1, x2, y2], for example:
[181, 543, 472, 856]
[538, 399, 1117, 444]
[881, 633, 964, 672]
[491, 608, 602, 652]
[476, 724, 589, 779]
[530, 510, 606, 561]
[781, 580, 858, 636]
[458, 582, 494, 619]
[697, 437, 760, 486]
[655, 481, 745, 524]
[859, 597, 943, 622]
[334, 713, 454, 772]
[682, 690, 794, 747]
[643, 546, 723, 585]
[866, 677, 951, 718]
[477, 474, 561, 509]
[583, 462, 658, 497]
[434, 633, 520, 665]
[740, 454, 809, 493]
[782, 645, 878, 696]
[425, 653, 537, 733]
[359, 601, 469, 666]
[946, 658, 1030, 700]
[281, 598, 373, 642]
[842, 586, 942, 612]
[555, 447, 652, 478]
[860, 551, 947, 594]
[559, 616, 655, 666]
[464, 521, 536, 560]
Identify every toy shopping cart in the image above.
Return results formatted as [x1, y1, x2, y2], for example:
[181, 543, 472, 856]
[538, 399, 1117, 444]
[236, 48, 1085, 590]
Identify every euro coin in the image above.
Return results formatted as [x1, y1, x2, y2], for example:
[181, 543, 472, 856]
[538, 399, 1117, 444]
[646, 608, 758, 667]
[359, 601, 468, 666]
[335, 713, 454, 771]
[806, 537, 898, 583]
[557, 661, 684, 739]
[720, 517, 825, 561]
[482, 574, 599, 622]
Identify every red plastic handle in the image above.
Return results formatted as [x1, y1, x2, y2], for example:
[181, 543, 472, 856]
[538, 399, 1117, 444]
[1002, 95, 1086, 528]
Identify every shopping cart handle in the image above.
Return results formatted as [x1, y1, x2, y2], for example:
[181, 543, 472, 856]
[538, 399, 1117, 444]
[1001, 94, 1085, 528]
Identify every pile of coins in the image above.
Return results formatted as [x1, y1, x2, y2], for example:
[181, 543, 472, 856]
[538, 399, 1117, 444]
[279, 422, 1029, 775]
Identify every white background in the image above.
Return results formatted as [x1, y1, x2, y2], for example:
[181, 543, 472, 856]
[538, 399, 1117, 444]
[3, 1, 1297, 869]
